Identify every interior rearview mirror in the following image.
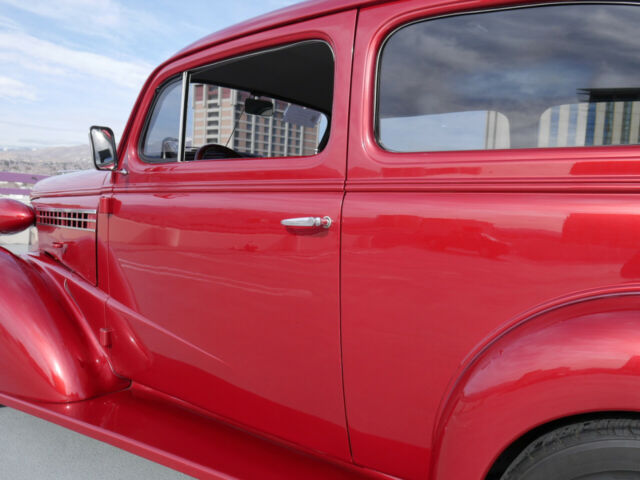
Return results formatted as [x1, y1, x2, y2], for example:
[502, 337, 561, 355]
[245, 98, 274, 117]
[161, 137, 178, 159]
[89, 126, 118, 170]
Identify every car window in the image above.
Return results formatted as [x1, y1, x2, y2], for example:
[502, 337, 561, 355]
[184, 41, 332, 161]
[185, 85, 328, 160]
[139, 41, 334, 163]
[377, 4, 640, 152]
[141, 78, 182, 160]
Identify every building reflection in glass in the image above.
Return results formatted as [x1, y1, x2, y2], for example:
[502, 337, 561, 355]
[188, 84, 323, 158]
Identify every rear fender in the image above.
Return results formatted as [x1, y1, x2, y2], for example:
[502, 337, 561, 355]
[0, 248, 126, 402]
[431, 293, 640, 480]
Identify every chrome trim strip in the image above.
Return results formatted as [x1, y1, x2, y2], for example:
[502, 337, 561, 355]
[36, 216, 96, 223]
[36, 222, 95, 232]
[35, 207, 97, 214]
[35, 207, 98, 232]
[177, 70, 190, 163]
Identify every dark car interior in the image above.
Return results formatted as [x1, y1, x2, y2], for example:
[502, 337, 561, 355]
[186, 40, 334, 160]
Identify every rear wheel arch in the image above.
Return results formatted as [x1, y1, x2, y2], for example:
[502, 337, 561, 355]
[429, 292, 640, 480]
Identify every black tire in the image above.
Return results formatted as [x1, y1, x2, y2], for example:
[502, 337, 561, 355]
[501, 418, 640, 480]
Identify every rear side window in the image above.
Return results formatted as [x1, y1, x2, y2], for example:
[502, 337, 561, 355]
[377, 4, 640, 152]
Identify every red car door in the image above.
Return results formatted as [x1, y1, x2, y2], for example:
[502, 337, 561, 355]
[104, 11, 355, 461]
[343, 1, 640, 479]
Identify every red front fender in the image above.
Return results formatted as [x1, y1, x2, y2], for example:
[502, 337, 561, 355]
[0, 248, 126, 402]
[431, 293, 640, 480]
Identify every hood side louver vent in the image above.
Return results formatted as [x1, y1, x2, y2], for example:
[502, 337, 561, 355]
[36, 208, 97, 232]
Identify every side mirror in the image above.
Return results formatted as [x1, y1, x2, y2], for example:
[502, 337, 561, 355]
[89, 126, 118, 170]
[245, 98, 274, 117]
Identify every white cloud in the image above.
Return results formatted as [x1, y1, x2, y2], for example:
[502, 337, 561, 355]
[0, 0, 165, 42]
[0, 76, 36, 101]
[0, 31, 152, 89]
[1, 0, 122, 30]
[0, 14, 20, 30]
[0, 52, 67, 76]
[0, 0, 305, 148]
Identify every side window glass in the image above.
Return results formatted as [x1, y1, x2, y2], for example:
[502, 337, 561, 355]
[185, 41, 332, 161]
[377, 4, 640, 152]
[142, 79, 182, 160]
[538, 102, 640, 148]
[186, 86, 327, 160]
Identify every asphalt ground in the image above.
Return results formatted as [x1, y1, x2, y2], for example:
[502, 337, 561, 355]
[0, 407, 193, 479]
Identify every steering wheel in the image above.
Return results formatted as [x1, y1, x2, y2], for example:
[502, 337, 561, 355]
[195, 143, 243, 160]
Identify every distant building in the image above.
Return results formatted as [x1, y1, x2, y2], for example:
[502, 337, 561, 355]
[538, 88, 640, 147]
[190, 85, 320, 157]
[484, 111, 510, 149]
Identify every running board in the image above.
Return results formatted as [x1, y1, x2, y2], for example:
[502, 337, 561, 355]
[0, 385, 393, 480]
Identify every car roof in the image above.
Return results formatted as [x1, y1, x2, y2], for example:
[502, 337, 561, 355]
[169, 0, 389, 62]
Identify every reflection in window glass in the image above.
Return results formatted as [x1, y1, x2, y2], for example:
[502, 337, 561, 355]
[380, 111, 509, 151]
[184, 41, 333, 161]
[538, 101, 640, 147]
[378, 4, 640, 152]
[185, 84, 327, 160]
[142, 79, 182, 160]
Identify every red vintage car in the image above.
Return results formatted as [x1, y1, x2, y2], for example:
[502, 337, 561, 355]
[3, 0, 640, 478]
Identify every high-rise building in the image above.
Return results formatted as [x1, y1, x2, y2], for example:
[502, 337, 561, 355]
[538, 89, 640, 148]
[190, 85, 320, 157]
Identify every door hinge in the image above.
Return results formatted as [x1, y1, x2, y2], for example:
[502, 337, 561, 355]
[99, 327, 112, 348]
[99, 196, 114, 215]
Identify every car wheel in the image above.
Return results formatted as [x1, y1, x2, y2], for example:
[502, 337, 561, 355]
[501, 418, 640, 480]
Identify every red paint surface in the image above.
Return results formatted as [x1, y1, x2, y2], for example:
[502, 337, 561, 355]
[105, 10, 356, 462]
[3, 1, 640, 479]
[32, 196, 100, 285]
[31, 170, 109, 199]
[433, 295, 640, 479]
[0, 198, 34, 234]
[0, 250, 126, 402]
[337, 1, 640, 477]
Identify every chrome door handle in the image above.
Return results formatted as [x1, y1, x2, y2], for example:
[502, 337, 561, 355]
[281, 216, 332, 229]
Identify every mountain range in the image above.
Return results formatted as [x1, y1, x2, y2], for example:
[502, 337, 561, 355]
[0, 145, 92, 176]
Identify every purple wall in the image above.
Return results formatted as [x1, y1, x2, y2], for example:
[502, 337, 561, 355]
[0, 172, 48, 196]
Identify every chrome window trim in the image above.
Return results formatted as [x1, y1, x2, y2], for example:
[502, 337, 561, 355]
[178, 71, 190, 162]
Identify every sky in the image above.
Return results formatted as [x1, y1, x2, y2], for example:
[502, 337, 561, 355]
[0, 0, 300, 148]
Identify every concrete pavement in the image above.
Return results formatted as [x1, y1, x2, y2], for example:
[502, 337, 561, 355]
[0, 407, 193, 479]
